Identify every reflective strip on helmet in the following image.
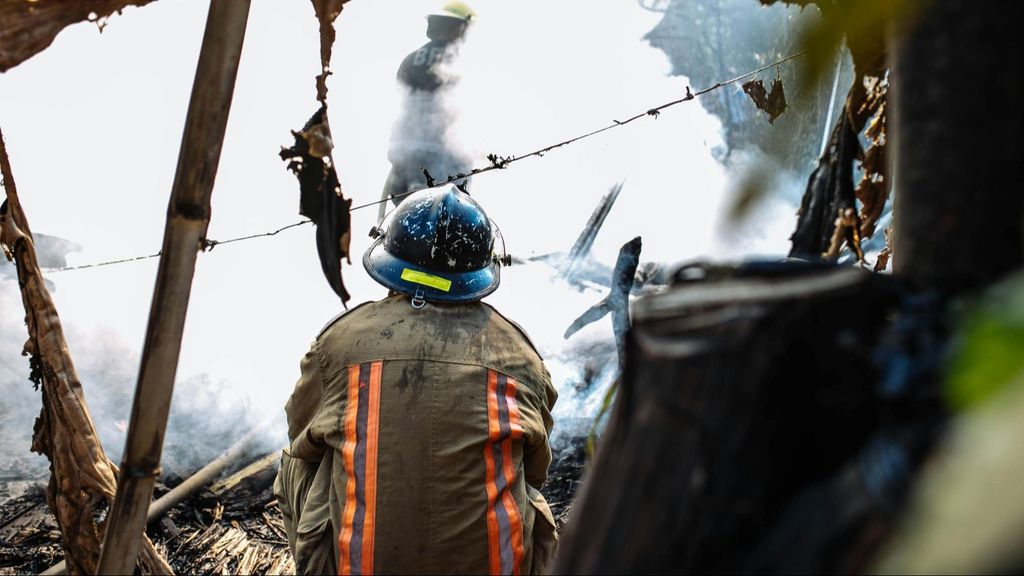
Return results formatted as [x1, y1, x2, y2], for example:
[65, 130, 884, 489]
[401, 268, 452, 292]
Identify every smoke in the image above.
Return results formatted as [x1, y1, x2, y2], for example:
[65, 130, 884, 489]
[0, 281, 47, 480]
[0, 276, 282, 480]
[345, 1, 804, 447]
[0, 0, 805, 480]
[717, 147, 808, 257]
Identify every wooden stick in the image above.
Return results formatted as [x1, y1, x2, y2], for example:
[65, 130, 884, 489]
[209, 451, 281, 496]
[97, 2, 251, 573]
[149, 434, 266, 522]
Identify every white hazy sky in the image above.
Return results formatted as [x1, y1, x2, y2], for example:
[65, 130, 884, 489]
[0, 0, 799, 462]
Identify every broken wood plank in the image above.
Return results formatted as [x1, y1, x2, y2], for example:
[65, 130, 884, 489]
[209, 452, 280, 497]
[564, 236, 642, 370]
[148, 432, 264, 522]
[564, 181, 625, 281]
[207, 452, 282, 521]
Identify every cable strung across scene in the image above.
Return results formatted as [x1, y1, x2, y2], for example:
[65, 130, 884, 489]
[43, 50, 805, 274]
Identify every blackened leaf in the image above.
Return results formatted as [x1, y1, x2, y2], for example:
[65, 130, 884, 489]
[743, 78, 788, 124]
[789, 115, 859, 258]
[743, 79, 770, 113]
[766, 78, 788, 123]
[280, 106, 352, 305]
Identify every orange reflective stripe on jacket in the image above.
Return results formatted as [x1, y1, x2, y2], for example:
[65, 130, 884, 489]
[484, 369, 526, 575]
[339, 361, 383, 575]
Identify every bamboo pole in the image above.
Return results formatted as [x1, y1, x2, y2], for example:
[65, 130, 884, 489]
[97, 2, 251, 573]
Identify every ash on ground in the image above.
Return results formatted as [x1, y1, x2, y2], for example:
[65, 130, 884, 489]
[1, 436, 588, 574]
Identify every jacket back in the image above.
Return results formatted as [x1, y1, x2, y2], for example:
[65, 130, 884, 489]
[277, 295, 558, 575]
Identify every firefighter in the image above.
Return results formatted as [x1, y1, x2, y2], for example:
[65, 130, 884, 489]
[379, 2, 476, 221]
[274, 186, 559, 575]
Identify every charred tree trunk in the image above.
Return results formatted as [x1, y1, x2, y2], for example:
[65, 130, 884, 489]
[555, 265, 912, 574]
[892, 0, 1024, 293]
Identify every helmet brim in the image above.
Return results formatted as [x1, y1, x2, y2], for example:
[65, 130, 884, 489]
[363, 236, 499, 303]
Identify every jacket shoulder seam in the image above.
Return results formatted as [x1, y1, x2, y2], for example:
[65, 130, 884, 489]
[316, 300, 375, 338]
[482, 302, 544, 360]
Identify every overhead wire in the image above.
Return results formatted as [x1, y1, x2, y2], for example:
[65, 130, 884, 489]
[41, 50, 805, 274]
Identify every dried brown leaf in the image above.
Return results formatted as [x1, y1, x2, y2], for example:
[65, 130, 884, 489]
[0, 0, 157, 73]
[823, 207, 864, 263]
[742, 78, 788, 124]
[855, 82, 890, 242]
[865, 100, 887, 141]
[311, 0, 350, 103]
[856, 173, 888, 239]
[743, 79, 770, 109]
[280, 107, 351, 304]
[1, 131, 171, 575]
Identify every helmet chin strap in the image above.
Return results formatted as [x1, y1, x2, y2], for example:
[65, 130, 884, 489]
[411, 288, 427, 309]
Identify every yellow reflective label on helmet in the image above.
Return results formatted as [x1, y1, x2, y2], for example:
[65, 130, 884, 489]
[401, 268, 452, 292]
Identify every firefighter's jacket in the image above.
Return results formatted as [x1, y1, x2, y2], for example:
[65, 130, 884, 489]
[274, 295, 559, 575]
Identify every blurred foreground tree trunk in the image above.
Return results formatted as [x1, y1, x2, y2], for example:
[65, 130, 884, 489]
[893, 0, 1024, 293]
[556, 2, 1024, 574]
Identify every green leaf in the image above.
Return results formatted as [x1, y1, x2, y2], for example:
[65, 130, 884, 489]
[946, 273, 1024, 410]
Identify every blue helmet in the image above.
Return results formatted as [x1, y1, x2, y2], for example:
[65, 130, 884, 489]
[364, 186, 501, 303]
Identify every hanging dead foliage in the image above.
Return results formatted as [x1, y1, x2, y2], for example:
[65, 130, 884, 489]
[741, 77, 789, 124]
[280, 106, 352, 305]
[823, 206, 864, 262]
[789, 115, 862, 261]
[768, 0, 897, 266]
[874, 223, 893, 272]
[0, 131, 171, 575]
[855, 75, 890, 241]
[0, 0, 156, 73]
[790, 75, 890, 264]
[311, 0, 349, 104]
[280, 2, 353, 304]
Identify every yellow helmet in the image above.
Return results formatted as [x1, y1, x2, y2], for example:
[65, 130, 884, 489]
[430, 1, 475, 22]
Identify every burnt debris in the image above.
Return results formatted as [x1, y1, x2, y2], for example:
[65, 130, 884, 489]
[1, 432, 588, 575]
[789, 115, 861, 261]
[742, 77, 789, 124]
[564, 236, 643, 372]
[280, 106, 352, 306]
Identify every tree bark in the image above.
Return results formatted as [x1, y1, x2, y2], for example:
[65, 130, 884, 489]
[893, 0, 1024, 293]
[555, 266, 900, 574]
